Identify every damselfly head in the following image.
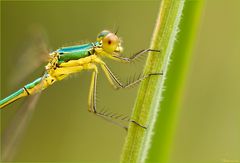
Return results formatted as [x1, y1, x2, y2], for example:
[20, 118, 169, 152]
[97, 30, 123, 54]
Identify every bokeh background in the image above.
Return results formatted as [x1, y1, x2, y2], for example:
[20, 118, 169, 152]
[1, 0, 239, 162]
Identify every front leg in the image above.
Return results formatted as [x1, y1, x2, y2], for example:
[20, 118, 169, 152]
[112, 49, 160, 63]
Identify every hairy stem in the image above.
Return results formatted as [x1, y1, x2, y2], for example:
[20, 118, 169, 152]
[121, 0, 185, 162]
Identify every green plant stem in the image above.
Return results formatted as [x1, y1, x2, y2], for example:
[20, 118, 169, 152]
[146, 1, 204, 162]
[120, 0, 185, 162]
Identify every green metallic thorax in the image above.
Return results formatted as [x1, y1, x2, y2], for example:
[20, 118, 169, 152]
[56, 42, 100, 63]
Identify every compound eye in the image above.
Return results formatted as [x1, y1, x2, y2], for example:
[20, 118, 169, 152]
[102, 33, 119, 53]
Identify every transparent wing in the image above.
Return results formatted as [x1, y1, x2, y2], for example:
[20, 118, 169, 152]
[2, 25, 50, 161]
[10, 24, 50, 86]
[2, 93, 41, 161]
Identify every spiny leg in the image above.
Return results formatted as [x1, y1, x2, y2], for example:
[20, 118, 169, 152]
[98, 62, 162, 129]
[88, 64, 129, 130]
[100, 61, 163, 89]
[96, 112, 129, 131]
[113, 49, 160, 63]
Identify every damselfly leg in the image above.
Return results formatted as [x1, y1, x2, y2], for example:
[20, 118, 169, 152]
[88, 49, 162, 130]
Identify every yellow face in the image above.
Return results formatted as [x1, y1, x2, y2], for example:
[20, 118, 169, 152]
[97, 30, 123, 54]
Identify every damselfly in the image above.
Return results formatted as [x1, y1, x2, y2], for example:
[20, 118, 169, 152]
[0, 30, 161, 128]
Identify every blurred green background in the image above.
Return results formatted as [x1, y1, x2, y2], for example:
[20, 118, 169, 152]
[1, 0, 240, 162]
